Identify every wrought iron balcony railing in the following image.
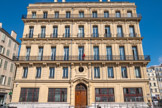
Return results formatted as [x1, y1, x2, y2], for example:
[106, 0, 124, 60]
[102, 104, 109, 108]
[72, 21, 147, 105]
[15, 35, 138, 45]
[50, 33, 58, 38]
[13, 55, 150, 61]
[63, 33, 71, 38]
[38, 33, 46, 38]
[22, 14, 142, 19]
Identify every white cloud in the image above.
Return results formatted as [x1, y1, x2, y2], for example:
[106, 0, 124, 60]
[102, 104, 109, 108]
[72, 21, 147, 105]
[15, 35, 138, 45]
[159, 56, 162, 63]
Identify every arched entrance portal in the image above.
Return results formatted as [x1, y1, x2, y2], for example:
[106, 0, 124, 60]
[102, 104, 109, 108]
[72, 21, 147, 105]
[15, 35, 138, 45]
[75, 83, 87, 108]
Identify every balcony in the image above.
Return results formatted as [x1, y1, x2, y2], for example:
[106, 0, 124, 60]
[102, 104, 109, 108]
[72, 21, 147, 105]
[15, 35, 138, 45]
[13, 55, 150, 61]
[22, 14, 142, 21]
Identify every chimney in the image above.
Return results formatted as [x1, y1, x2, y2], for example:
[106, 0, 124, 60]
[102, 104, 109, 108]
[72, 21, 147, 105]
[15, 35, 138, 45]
[99, 0, 102, 2]
[0, 23, 2, 28]
[107, 0, 110, 2]
[62, 0, 65, 2]
[11, 31, 17, 40]
[54, 0, 58, 2]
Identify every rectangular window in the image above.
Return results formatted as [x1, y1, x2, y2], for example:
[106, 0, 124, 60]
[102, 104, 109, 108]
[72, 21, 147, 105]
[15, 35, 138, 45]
[123, 88, 143, 102]
[65, 26, 70, 37]
[23, 67, 28, 78]
[32, 12, 36, 18]
[127, 11, 132, 17]
[40, 27, 46, 38]
[36, 67, 41, 78]
[78, 46, 84, 60]
[105, 26, 111, 37]
[0, 58, 3, 68]
[78, 26, 84, 37]
[79, 11, 84, 18]
[132, 46, 138, 60]
[66, 11, 71, 18]
[135, 67, 141, 78]
[48, 88, 67, 102]
[121, 67, 128, 78]
[43, 12, 48, 18]
[4, 61, 8, 70]
[26, 47, 31, 60]
[104, 11, 109, 18]
[116, 11, 121, 18]
[52, 26, 58, 38]
[51, 47, 56, 60]
[117, 26, 123, 37]
[0, 46, 3, 54]
[1, 33, 6, 42]
[10, 64, 13, 72]
[29, 27, 34, 38]
[38, 47, 43, 60]
[94, 46, 99, 60]
[8, 39, 12, 47]
[95, 88, 115, 102]
[6, 50, 10, 57]
[0, 75, 6, 85]
[49, 67, 55, 78]
[94, 67, 100, 78]
[7, 77, 11, 86]
[106, 46, 112, 60]
[64, 47, 69, 60]
[63, 67, 68, 78]
[93, 26, 98, 37]
[119, 46, 125, 60]
[92, 11, 97, 18]
[108, 67, 114, 78]
[129, 26, 135, 37]
[14, 43, 17, 50]
[55, 12, 59, 18]
[19, 88, 39, 102]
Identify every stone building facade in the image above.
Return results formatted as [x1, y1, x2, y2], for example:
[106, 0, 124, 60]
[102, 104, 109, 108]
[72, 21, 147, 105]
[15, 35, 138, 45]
[0, 23, 19, 105]
[10, 0, 151, 108]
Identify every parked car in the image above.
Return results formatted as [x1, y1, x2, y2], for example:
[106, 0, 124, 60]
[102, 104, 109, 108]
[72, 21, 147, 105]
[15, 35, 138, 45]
[158, 99, 162, 106]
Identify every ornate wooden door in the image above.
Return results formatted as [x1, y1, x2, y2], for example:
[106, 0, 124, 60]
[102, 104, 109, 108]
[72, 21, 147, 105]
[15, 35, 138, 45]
[75, 84, 87, 108]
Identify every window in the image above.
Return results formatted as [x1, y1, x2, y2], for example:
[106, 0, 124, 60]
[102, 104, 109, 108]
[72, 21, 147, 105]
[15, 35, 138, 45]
[26, 47, 31, 60]
[121, 67, 127, 78]
[55, 11, 59, 18]
[66, 11, 71, 18]
[104, 11, 109, 18]
[0, 58, 3, 68]
[38, 47, 43, 60]
[64, 47, 69, 60]
[36, 67, 41, 78]
[8, 39, 12, 47]
[129, 26, 135, 37]
[92, 11, 97, 18]
[19, 88, 39, 102]
[95, 88, 114, 102]
[7, 77, 11, 86]
[155, 89, 157, 92]
[63, 67, 68, 78]
[154, 83, 156, 86]
[116, 11, 121, 18]
[123, 88, 143, 102]
[23, 67, 28, 78]
[1, 33, 6, 42]
[119, 46, 125, 60]
[40, 26, 46, 38]
[79, 11, 84, 18]
[0, 46, 5, 54]
[94, 67, 100, 78]
[6, 50, 10, 57]
[106, 46, 112, 60]
[52, 26, 58, 38]
[127, 11, 132, 17]
[94, 46, 99, 60]
[135, 67, 141, 78]
[14, 43, 17, 50]
[117, 26, 123, 37]
[93, 26, 98, 37]
[10, 64, 14, 72]
[49, 67, 55, 78]
[78, 46, 84, 60]
[4, 61, 8, 70]
[78, 26, 84, 37]
[43, 12, 48, 18]
[48, 88, 67, 102]
[32, 12, 36, 18]
[105, 26, 111, 37]
[0, 75, 6, 85]
[132, 46, 138, 60]
[29, 26, 34, 38]
[108, 67, 114, 78]
[51, 47, 56, 60]
[150, 83, 152, 86]
[65, 26, 70, 37]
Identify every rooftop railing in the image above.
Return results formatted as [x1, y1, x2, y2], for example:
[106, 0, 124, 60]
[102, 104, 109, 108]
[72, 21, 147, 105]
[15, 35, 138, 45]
[13, 55, 150, 61]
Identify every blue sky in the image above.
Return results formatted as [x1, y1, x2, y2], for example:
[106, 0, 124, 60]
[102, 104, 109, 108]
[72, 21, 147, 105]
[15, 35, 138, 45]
[0, 0, 161, 66]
